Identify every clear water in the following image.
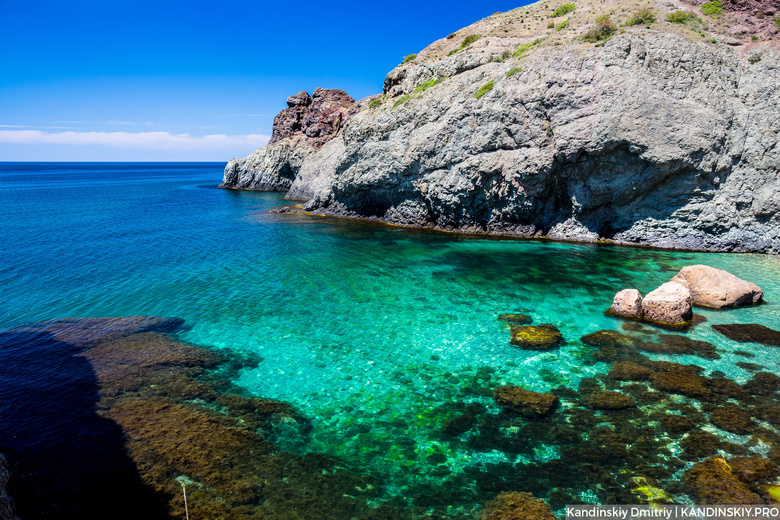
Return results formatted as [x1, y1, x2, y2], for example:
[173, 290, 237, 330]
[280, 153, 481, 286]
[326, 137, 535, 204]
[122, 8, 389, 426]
[3, 163, 780, 513]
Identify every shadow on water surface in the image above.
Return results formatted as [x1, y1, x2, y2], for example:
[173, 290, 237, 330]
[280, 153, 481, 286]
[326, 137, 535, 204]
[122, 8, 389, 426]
[0, 329, 169, 520]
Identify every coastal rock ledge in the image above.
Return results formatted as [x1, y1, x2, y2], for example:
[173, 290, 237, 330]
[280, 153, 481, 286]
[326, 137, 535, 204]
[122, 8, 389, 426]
[221, 0, 780, 253]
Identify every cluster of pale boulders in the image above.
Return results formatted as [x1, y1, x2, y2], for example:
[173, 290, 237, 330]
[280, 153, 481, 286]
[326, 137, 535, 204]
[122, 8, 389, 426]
[611, 265, 764, 326]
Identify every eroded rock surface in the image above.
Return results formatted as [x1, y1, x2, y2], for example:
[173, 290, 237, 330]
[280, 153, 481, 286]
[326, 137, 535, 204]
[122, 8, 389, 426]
[611, 289, 643, 319]
[671, 265, 763, 308]
[641, 282, 694, 325]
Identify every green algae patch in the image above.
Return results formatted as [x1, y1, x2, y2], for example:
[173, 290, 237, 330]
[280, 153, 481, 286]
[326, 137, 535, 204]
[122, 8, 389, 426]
[509, 324, 563, 350]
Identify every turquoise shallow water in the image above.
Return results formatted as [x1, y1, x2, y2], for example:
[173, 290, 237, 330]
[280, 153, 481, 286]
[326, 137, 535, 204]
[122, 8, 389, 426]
[2, 163, 780, 515]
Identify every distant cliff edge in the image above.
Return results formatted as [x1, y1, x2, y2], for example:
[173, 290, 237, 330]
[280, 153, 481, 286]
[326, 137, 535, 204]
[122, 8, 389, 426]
[221, 0, 780, 253]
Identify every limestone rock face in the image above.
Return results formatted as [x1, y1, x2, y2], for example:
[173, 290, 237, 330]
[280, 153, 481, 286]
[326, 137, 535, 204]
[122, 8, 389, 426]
[611, 289, 643, 318]
[642, 282, 693, 325]
[670, 265, 763, 308]
[221, 13, 780, 253]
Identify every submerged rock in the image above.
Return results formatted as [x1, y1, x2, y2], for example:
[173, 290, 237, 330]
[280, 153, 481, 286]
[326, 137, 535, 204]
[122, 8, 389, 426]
[683, 456, 765, 505]
[670, 265, 763, 308]
[498, 313, 533, 325]
[712, 324, 780, 348]
[680, 431, 721, 460]
[493, 385, 560, 418]
[478, 491, 556, 520]
[709, 406, 756, 435]
[649, 371, 710, 399]
[611, 289, 643, 319]
[583, 391, 636, 410]
[638, 335, 719, 360]
[608, 361, 654, 382]
[641, 282, 693, 326]
[9, 315, 185, 349]
[744, 372, 780, 396]
[509, 324, 563, 350]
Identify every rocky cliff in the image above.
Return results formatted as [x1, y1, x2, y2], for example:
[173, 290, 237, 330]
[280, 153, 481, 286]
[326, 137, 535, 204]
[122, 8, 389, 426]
[221, 0, 780, 253]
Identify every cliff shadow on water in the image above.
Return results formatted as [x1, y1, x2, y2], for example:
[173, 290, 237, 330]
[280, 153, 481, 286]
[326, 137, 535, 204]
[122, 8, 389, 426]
[0, 329, 169, 520]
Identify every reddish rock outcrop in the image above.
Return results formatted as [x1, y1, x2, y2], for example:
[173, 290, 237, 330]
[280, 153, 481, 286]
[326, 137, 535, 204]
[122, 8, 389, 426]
[269, 88, 356, 146]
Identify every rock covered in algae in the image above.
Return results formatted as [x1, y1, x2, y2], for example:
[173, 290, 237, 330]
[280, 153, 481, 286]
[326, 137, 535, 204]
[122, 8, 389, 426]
[709, 406, 756, 435]
[649, 371, 710, 399]
[611, 289, 643, 319]
[493, 385, 559, 418]
[641, 282, 693, 326]
[744, 372, 780, 396]
[657, 414, 695, 436]
[609, 362, 654, 382]
[583, 391, 636, 410]
[671, 265, 763, 309]
[509, 324, 563, 350]
[712, 324, 780, 348]
[683, 456, 765, 505]
[498, 313, 532, 325]
[478, 491, 556, 520]
[729, 457, 780, 486]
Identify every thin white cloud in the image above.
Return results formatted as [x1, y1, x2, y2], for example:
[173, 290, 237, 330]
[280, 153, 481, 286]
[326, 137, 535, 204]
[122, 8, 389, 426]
[0, 130, 270, 151]
[52, 120, 154, 126]
[0, 124, 29, 128]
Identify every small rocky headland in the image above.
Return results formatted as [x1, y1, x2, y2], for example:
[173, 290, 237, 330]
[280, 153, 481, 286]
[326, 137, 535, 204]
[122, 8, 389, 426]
[221, 0, 779, 254]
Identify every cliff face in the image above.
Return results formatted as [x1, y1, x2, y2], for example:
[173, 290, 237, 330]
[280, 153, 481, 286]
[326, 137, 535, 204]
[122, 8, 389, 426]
[221, 0, 780, 253]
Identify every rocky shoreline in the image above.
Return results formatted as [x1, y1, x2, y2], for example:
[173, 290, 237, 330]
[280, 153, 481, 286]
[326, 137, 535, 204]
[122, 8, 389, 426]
[221, 0, 779, 253]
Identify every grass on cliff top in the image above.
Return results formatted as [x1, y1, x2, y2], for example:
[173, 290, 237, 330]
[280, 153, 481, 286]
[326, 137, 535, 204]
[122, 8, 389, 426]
[368, 98, 383, 109]
[700, 0, 723, 17]
[505, 67, 522, 78]
[626, 7, 655, 26]
[583, 15, 617, 42]
[551, 3, 575, 17]
[402, 54, 417, 64]
[448, 34, 481, 55]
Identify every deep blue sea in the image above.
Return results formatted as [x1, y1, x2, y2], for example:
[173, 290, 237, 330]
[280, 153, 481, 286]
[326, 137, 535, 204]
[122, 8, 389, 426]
[2, 162, 780, 517]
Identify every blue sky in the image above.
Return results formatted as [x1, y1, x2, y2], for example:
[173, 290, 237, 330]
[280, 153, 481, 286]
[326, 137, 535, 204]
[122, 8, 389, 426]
[0, 0, 530, 161]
